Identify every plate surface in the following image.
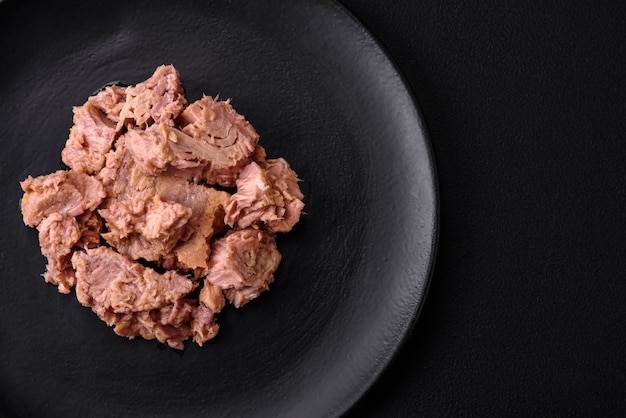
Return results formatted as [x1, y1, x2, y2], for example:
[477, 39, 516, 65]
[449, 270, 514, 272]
[0, 0, 437, 416]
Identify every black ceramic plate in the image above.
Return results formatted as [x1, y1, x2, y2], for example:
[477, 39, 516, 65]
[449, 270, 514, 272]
[0, 0, 437, 417]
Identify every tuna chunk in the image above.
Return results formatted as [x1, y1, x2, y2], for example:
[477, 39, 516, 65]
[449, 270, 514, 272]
[177, 96, 260, 186]
[87, 84, 127, 123]
[117, 65, 187, 130]
[61, 102, 118, 174]
[101, 298, 197, 350]
[191, 304, 219, 346]
[166, 187, 230, 277]
[263, 158, 305, 231]
[42, 265, 77, 296]
[96, 136, 152, 200]
[94, 297, 219, 349]
[72, 246, 202, 350]
[177, 96, 258, 150]
[99, 195, 193, 263]
[179, 96, 260, 185]
[98, 136, 226, 217]
[21, 171, 104, 293]
[21, 170, 106, 227]
[124, 124, 208, 179]
[38, 214, 81, 262]
[205, 229, 281, 308]
[37, 213, 81, 294]
[72, 246, 195, 318]
[126, 115, 257, 187]
[199, 282, 225, 313]
[98, 138, 231, 274]
[225, 159, 304, 233]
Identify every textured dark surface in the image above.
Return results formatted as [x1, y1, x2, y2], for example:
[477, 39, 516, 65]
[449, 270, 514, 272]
[340, 0, 626, 416]
[0, 1, 436, 417]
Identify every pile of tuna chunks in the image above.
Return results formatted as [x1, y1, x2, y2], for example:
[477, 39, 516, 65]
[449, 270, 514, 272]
[20, 65, 304, 349]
